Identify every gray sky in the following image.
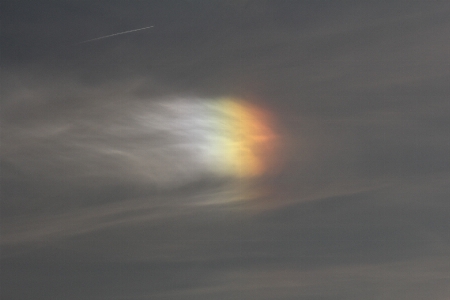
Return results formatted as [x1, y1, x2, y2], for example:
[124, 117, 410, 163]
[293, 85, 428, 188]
[1, 1, 450, 299]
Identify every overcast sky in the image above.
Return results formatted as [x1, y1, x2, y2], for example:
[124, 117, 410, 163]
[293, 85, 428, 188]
[1, 1, 450, 299]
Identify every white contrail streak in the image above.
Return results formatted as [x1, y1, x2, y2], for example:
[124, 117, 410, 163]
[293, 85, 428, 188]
[79, 26, 154, 44]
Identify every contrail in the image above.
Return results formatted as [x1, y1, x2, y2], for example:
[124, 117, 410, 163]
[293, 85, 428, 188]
[79, 26, 154, 44]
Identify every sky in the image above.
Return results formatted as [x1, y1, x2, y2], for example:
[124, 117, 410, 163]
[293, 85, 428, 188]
[1, 1, 450, 299]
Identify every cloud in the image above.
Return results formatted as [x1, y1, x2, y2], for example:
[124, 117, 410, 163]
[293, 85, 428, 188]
[156, 257, 450, 300]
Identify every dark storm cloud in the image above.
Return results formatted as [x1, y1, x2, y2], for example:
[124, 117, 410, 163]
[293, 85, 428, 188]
[2, 1, 450, 299]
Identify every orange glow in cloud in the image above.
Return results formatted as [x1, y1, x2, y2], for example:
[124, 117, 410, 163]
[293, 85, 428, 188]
[214, 98, 281, 178]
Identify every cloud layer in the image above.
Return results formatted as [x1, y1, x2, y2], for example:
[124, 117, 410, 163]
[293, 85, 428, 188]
[2, 1, 450, 299]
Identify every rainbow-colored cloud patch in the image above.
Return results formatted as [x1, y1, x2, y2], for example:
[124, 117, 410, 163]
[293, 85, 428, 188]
[206, 98, 281, 178]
